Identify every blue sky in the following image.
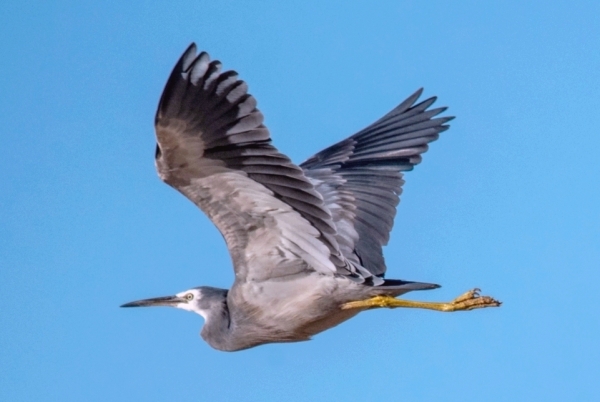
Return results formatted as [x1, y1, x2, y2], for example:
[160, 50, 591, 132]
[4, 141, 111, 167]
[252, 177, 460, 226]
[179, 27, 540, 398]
[1, 1, 599, 400]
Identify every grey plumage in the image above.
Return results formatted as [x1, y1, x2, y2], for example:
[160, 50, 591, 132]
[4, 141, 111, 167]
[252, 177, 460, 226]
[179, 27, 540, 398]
[301, 89, 451, 276]
[122, 43, 457, 351]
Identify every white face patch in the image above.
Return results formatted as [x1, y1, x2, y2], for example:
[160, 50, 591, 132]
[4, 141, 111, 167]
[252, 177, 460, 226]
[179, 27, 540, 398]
[174, 288, 209, 319]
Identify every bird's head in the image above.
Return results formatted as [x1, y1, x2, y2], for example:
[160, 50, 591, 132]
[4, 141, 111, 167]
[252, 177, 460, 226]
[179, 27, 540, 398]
[121, 287, 226, 319]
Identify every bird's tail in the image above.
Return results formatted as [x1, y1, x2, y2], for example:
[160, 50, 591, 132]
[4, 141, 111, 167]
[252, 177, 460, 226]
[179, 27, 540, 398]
[370, 279, 440, 297]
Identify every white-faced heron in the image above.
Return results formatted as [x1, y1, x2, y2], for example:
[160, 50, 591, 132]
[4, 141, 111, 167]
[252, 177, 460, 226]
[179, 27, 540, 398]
[121, 44, 501, 351]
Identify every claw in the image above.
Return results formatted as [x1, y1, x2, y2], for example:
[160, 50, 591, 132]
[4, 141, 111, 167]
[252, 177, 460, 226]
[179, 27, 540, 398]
[453, 288, 481, 304]
[451, 290, 502, 311]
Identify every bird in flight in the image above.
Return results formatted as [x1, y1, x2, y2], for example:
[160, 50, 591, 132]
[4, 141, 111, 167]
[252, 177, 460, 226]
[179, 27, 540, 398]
[122, 43, 500, 351]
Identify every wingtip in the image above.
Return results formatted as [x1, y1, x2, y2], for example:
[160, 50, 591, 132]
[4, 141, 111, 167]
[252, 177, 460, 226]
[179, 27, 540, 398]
[408, 87, 425, 105]
[181, 43, 198, 69]
[442, 116, 456, 124]
[186, 42, 197, 51]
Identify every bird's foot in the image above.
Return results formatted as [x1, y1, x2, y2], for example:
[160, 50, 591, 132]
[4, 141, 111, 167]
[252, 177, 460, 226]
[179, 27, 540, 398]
[444, 288, 501, 311]
[340, 288, 501, 312]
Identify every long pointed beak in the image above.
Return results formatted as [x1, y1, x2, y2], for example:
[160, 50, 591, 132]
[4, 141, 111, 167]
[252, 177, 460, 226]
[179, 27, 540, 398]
[120, 295, 186, 308]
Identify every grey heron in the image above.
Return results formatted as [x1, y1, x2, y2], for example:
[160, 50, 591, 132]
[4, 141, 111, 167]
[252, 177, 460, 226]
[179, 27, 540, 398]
[121, 44, 500, 351]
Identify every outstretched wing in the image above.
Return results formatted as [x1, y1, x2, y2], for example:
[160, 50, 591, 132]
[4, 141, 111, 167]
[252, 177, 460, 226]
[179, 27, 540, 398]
[301, 89, 453, 277]
[154, 44, 372, 283]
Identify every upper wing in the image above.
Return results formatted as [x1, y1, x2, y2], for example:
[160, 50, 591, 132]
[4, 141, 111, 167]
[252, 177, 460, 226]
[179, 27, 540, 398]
[154, 44, 370, 282]
[301, 89, 453, 277]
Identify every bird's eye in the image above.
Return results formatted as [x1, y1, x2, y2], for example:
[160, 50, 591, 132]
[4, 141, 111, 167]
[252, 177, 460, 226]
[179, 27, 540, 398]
[185, 293, 194, 301]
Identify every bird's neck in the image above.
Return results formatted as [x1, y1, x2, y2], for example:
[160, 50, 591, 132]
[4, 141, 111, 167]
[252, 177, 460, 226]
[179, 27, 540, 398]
[200, 293, 234, 351]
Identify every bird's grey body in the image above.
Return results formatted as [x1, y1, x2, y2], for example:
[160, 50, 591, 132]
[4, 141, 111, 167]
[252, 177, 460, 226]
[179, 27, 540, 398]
[122, 43, 501, 352]
[207, 279, 364, 351]
[179, 278, 420, 351]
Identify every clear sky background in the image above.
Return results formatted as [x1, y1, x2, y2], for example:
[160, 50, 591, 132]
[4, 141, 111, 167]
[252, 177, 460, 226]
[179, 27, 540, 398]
[1, 1, 599, 401]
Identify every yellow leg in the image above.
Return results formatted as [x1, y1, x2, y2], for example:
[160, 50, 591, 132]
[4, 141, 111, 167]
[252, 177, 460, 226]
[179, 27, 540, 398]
[340, 288, 501, 312]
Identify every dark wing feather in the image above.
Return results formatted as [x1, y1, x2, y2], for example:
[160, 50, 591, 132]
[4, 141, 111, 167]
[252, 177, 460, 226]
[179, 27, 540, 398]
[155, 44, 367, 282]
[301, 89, 453, 277]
